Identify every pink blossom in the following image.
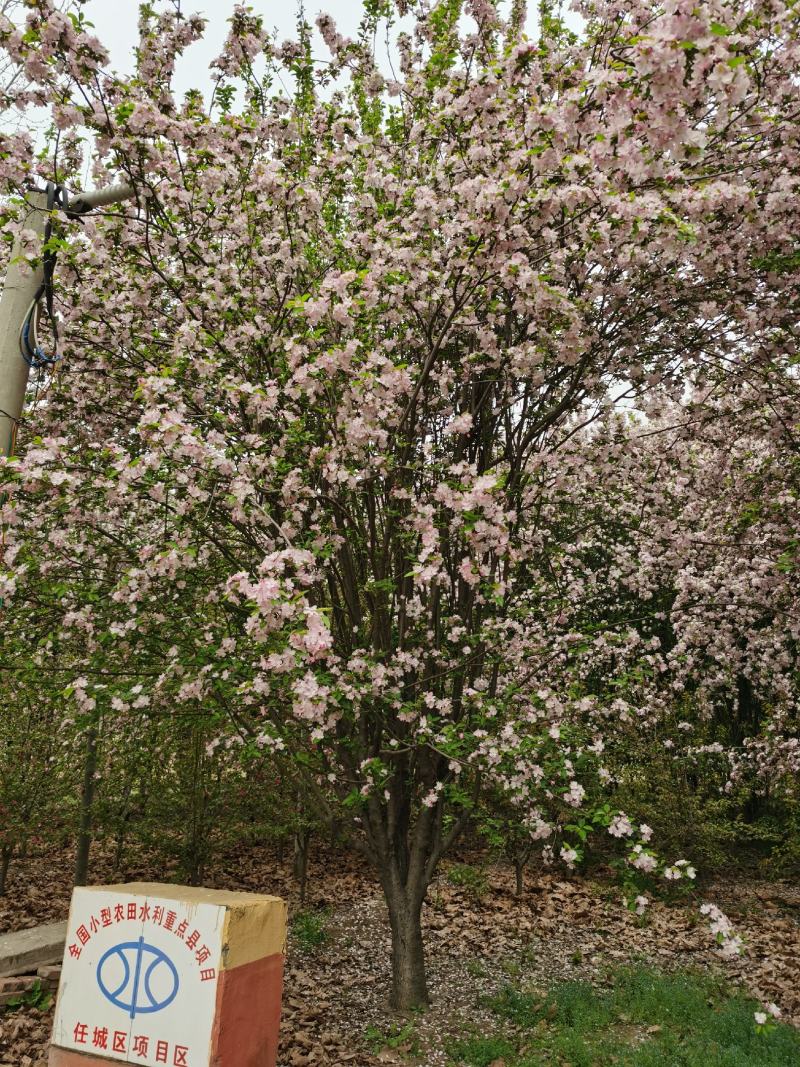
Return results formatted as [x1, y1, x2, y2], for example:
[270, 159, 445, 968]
[560, 846, 579, 869]
[609, 814, 634, 838]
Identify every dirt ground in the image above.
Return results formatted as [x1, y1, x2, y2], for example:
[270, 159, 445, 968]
[1, 843, 798, 1066]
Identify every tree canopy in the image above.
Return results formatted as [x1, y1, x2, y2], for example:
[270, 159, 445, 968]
[0, 0, 798, 1007]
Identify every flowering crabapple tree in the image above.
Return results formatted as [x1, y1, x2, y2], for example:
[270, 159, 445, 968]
[1, 0, 799, 1006]
[519, 387, 799, 877]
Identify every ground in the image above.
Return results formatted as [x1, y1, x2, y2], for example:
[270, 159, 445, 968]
[1, 843, 798, 1065]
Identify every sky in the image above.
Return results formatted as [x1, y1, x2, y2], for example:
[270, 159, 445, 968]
[82, 0, 386, 99]
[2, 1, 384, 141]
[5, 1, 579, 176]
[80, 1, 564, 100]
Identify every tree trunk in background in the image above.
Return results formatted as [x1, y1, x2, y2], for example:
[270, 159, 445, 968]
[183, 728, 209, 886]
[0, 846, 12, 897]
[293, 828, 311, 905]
[74, 727, 98, 886]
[113, 780, 134, 875]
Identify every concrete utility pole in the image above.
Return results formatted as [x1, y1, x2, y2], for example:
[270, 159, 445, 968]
[0, 182, 134, 457]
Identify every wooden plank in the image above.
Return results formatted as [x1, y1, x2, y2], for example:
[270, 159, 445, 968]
[0, 921, 67, 978]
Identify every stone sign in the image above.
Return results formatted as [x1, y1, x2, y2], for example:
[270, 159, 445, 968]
[49, 883, 286, 1067]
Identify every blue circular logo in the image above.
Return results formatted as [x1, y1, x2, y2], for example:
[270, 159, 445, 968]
[97, 938, 179, 1019]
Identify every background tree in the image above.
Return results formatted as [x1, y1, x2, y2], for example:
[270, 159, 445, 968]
[0, 676, 72, 896]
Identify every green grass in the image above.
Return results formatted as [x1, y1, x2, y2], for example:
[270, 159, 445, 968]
[365, 1019, 420, 1056]
[448, 966, 800, 1066]
[1, 978, 53, 1013]
[290, 907, 329, 952]
[446, 863, 490, 900]
[451, 1035, 517, 1066]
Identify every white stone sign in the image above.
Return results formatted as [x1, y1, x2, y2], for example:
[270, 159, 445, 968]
[52, 886, 225, 1066]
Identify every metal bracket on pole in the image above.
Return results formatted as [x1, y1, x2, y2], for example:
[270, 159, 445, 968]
[0, 182, 135, 458]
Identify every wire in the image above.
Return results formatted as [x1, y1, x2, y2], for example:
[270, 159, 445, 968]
[18, 182, 70, 371]
[19, 297, 55, 369]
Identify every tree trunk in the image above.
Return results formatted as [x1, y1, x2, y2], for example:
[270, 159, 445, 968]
[74, 727, 98, 886]
[113, 780, 134, 875]
[328, 817, 343, 849]
[184, 801, 206, 886]
[386, 889, 428, 1009]
[362, 765, 476, 1010]
[0, 845, 12, 897]
[113, 823, 127, 877]
[184, 729, 209, 886]
[293, 828, 311, 905]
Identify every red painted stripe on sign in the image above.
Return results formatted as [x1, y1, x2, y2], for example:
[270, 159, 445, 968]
[210, 950, 284, 1066]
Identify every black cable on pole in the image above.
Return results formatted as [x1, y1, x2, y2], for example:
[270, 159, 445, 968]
[19, 182, 69, 370]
